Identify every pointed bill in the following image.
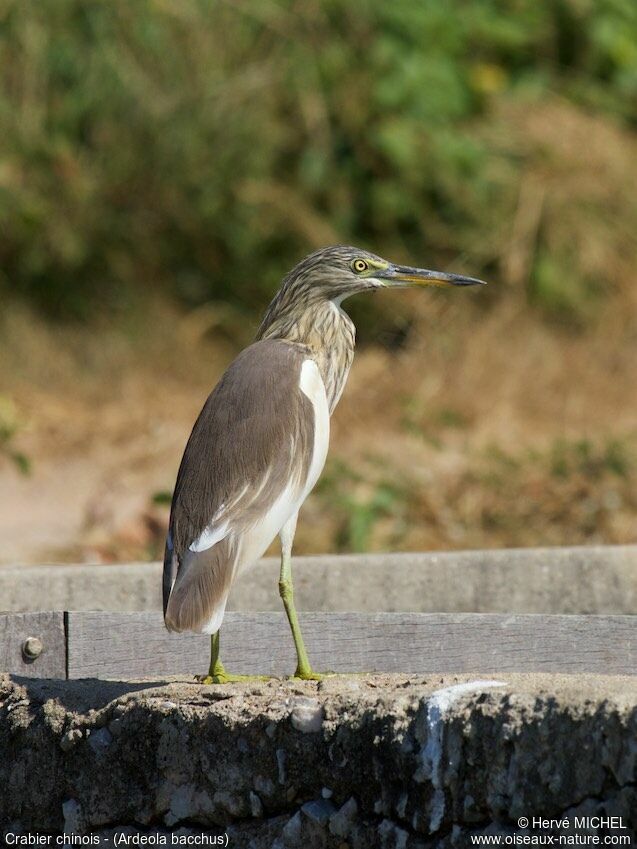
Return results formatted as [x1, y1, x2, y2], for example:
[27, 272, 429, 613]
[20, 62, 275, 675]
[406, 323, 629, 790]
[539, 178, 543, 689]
[377, 264, 487, 288]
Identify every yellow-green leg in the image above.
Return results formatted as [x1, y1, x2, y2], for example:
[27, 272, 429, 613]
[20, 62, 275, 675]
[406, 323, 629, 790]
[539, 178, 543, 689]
[198, 631, 269, 685]
[279, 515, 328, 680]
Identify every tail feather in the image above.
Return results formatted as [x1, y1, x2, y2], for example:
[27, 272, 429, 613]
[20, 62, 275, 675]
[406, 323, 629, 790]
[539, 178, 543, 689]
[163, 538, 236, 634]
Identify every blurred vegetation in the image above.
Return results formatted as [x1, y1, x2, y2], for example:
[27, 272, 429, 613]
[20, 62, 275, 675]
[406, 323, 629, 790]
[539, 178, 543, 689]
[1, 0, 636, 325]
[0, 395, 30, 474]
[315, 458, 411, 552]
[311, 433, 637, 553]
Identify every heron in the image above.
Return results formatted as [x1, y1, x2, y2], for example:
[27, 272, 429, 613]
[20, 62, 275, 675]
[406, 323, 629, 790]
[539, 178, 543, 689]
[163, 245, 485, 682]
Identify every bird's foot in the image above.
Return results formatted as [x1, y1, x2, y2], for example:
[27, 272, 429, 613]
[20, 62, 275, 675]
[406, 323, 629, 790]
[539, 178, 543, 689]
[290, 667, 335, 682]
[290, 668, 372, 681]
[196, 671, 270, 685]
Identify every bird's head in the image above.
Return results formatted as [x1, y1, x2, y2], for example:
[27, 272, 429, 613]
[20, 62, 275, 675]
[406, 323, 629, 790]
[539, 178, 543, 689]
[276, 244, 486, 305]
[257, 245, 486, 342]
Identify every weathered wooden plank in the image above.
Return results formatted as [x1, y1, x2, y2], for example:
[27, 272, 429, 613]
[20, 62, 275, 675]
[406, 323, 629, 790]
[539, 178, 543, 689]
[0, 611, 66, 678]
[2, 545, 637, 615]
[66, 611, 637, 679]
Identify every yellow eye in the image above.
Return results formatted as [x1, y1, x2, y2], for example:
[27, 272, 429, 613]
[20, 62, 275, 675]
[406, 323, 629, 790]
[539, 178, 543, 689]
[352, 259, 369, 273]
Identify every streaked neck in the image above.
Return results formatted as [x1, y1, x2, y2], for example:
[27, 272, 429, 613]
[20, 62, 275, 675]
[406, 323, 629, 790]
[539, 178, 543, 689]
[257, 299, 355, 411]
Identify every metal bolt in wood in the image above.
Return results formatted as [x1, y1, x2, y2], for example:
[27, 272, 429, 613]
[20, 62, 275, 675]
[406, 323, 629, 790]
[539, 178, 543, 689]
[22, 636, 43, 661]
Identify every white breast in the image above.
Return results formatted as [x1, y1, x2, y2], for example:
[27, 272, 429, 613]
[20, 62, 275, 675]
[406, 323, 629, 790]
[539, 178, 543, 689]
[298, 358, 330, 495]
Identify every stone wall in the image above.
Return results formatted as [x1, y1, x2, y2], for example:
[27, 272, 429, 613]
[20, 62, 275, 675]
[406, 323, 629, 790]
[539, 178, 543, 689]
[1, 672, 635, 847]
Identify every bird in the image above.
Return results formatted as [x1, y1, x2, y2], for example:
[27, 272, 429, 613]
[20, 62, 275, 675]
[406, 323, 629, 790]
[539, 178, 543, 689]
[162, 245, 485, 682]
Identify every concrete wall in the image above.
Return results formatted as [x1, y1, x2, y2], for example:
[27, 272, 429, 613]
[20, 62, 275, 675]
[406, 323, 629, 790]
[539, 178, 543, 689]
[1, 545, 636, 614]
[1, 672, 635, 846]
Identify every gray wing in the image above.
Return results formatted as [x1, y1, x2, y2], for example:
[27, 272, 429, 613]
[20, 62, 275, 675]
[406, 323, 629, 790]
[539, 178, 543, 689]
[163, 339, 315, 632]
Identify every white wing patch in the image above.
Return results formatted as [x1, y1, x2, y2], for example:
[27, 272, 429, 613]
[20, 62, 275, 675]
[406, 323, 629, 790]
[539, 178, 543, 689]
[188, 484, 249, 553]
[189, 520, 230, 553]
[234, 480, 305, 574]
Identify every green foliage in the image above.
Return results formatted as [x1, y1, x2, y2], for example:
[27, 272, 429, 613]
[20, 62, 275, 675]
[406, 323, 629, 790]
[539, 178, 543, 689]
[151, 490, 173, 507]
[529, 249, 603, 326]
[0, 396, 30, 475]
[0, 0, 636, 321]
[316, 458, 410, 551]
[549, 437, 632, 480]
[479, 436, 632, 484]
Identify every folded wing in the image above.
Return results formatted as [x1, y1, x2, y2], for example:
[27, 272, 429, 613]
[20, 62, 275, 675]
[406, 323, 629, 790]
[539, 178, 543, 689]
[163, 339, 325, 634]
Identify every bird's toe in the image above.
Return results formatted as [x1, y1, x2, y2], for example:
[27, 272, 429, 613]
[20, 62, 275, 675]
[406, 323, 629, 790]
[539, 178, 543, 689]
[197, 672, 270, 685]
[290, 668, 335, 681]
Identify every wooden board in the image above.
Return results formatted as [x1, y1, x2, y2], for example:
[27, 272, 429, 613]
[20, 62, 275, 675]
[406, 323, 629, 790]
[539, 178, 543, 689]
[65, 611, 637, 680]
[0, 611, 66, 678]
[3, 546, 636, 615]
